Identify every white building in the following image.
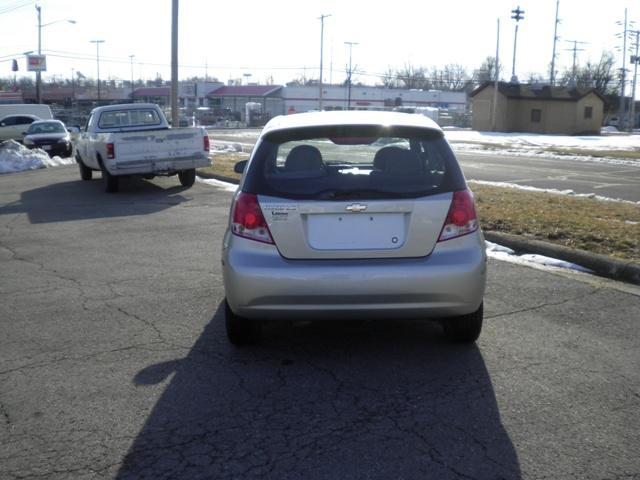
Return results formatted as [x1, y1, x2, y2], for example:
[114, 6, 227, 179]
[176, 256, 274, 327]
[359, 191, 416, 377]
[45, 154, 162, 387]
[281, 85, 467, 114]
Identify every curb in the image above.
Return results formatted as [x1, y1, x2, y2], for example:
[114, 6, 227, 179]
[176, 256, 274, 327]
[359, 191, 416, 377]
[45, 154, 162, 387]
[484, 231, 640, 286]
[195, 172, 640, 286]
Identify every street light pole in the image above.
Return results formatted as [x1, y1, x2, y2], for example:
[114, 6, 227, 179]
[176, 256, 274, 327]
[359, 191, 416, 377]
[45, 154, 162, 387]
[90, 40, 105, 103]
[129, 54, 135, 103]
[344, 41, 358, 110]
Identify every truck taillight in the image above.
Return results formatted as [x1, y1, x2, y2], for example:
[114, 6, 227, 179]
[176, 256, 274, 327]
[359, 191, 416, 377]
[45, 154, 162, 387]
[231, 192, 274, 244]
[106, 143, 115, 159]
[437, 189, 479, 242]
[203, 134, 210, 152]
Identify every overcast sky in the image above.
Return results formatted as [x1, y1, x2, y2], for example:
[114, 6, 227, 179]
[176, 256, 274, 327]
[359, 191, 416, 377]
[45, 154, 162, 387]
[0, 0, 637, 89]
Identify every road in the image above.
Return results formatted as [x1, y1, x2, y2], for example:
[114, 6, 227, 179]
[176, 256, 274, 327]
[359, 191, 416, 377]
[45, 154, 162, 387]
[457, 151, 640, 202]
[1, 166, 639, 479]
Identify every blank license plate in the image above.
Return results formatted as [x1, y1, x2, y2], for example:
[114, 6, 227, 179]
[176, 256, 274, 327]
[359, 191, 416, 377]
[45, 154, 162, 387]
[307, 213, 405, 250]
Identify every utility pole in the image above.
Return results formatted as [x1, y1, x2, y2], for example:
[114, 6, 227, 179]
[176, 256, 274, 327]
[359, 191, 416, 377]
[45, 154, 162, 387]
[510, 6, 525, 83]
[618, 8, 629, 130]
[550, 0, 560, 85]
[565, 40, 587, 87]
[36, 4, 42, 103]
[630, 30, 640, 130]
[171, 0, 179, 128]
[344, 41, 358, 109]
[492, 19, 501, 132]
[129, 54, 135, 103]
[90, 40, 104, 103]
[318, 13, 331, 111]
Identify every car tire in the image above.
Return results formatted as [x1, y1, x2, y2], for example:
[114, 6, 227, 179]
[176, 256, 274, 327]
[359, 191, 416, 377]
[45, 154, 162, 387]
[178, 168, 196, 187]
[78, 158, 92, 181]
[102, 167, 119, 193]
[225, 299, 260, 346]
[443, 303, 483, 343]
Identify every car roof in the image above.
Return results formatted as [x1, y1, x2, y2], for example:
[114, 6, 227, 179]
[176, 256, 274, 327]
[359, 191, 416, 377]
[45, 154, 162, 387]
[261, 110, 442, 136]
[30, 119, 64, 125]
[90, 103, 159, 114]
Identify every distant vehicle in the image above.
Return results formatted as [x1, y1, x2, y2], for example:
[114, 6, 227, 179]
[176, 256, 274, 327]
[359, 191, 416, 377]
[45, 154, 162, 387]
[22, 119, 73, 158]
[0, 104, 53, 122]
[222, 111, 486, 345]
[0, 114, 41, 142]
[73, 103, 211, 193]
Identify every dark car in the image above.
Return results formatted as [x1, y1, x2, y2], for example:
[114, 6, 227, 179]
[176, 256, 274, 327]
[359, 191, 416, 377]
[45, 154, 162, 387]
[22, 120, 73, 158]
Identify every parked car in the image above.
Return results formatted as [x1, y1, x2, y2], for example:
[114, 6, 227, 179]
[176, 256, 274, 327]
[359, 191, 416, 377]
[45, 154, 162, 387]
[22, 119, 73, 158]
[0, 114, 40, 142]
[74, 103, 211, 192]
[222, 111, 487, 345]
[0, 103, 53, 120]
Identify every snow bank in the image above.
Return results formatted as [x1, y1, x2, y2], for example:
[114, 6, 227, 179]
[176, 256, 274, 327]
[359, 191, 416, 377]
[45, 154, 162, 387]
[444, 130, 640, 151]
[0, 140, 75, 174]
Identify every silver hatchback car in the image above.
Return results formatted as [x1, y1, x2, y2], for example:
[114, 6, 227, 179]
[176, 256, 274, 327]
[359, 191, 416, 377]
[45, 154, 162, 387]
[222, 111, 486, 344]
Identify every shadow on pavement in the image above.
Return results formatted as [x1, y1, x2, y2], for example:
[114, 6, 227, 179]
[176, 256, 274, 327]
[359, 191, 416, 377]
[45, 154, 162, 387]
[117, 304, 522, 479]
[0, 177, 190, 224]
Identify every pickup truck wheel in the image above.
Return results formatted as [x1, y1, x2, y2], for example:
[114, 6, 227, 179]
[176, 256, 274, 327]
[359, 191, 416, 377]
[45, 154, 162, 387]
[78, 158, 92, 181]
[443, 303, 483, 343]
[178, 168, 196, 187]
[102, 167, 119, 193]
[225, 300, 261, 346]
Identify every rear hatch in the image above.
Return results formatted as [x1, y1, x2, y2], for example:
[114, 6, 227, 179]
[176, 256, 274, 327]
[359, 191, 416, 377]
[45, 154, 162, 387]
[242, 124, 467, 260]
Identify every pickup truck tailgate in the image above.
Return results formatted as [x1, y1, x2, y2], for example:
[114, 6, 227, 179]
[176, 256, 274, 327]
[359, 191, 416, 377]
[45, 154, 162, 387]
[112, 128, 209, 171]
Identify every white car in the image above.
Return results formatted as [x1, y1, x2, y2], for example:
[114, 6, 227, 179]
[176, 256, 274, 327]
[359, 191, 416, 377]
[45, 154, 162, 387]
[0, 114, 40, 142]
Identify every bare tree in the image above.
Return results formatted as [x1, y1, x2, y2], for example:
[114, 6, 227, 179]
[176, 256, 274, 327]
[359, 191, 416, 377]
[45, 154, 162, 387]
[396, 63, 427, 89]
[473, 56, 502, 85]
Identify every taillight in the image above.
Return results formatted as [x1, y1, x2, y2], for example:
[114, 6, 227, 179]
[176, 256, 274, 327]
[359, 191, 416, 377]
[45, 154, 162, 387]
[437, 189, 479, 242]
[203, 134, 210, 152]
[106, 143, 115, 159]
[231, 192, 274, 244]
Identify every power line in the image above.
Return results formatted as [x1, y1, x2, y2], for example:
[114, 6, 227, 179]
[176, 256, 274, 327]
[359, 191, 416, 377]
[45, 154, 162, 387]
[0, 0, 34, 15]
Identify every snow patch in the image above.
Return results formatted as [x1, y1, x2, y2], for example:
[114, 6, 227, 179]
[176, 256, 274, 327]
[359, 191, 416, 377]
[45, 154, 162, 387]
[196, 176, 238, 192]
[485, 241, 593, 274]
[0, 140, 75, 174]
[468, 179, 640, 205]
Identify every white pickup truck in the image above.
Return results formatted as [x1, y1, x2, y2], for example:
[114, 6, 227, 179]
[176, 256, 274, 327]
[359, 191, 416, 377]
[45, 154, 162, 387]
[74, 103, 210, 192]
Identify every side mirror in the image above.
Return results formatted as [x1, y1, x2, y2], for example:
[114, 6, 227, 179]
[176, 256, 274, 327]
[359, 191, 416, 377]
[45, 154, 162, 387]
[234, 160, 248, 174]
[21, 131, 27, 136]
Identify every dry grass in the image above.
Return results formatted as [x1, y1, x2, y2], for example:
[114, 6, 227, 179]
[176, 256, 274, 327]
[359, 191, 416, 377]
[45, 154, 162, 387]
[198, 151, 247, 181]
[472, 184, 640, 262]
[197, 154, 640, 263]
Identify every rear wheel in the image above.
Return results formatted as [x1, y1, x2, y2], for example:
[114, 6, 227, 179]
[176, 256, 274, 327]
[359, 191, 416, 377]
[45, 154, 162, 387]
[443, 303, 483, 343]
[77, 157, 92, 181]
[102, 166, 119, 193]
[225, 300, 260, 346]
[178, 168, 196, 187]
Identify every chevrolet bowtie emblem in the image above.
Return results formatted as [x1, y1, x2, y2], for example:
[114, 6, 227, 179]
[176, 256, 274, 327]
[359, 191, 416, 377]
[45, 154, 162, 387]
[345, 204, 367, 212]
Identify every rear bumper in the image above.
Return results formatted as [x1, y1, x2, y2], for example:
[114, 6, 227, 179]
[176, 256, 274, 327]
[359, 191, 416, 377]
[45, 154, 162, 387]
[28, 143, 73, 158]
[106, 155, 210, 176]
[222, 231, 487, 321]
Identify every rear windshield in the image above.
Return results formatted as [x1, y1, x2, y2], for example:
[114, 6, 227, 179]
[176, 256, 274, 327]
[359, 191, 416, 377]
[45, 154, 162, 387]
[243, 125, 466, 200]
[98, 109, 162, 129]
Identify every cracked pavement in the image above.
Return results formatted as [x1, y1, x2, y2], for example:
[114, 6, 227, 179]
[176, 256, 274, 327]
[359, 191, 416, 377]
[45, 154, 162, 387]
[1, 166, 639, 479]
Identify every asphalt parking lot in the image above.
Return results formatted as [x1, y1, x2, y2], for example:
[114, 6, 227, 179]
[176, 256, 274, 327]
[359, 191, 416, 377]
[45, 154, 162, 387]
[1, 166, 639, 480]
